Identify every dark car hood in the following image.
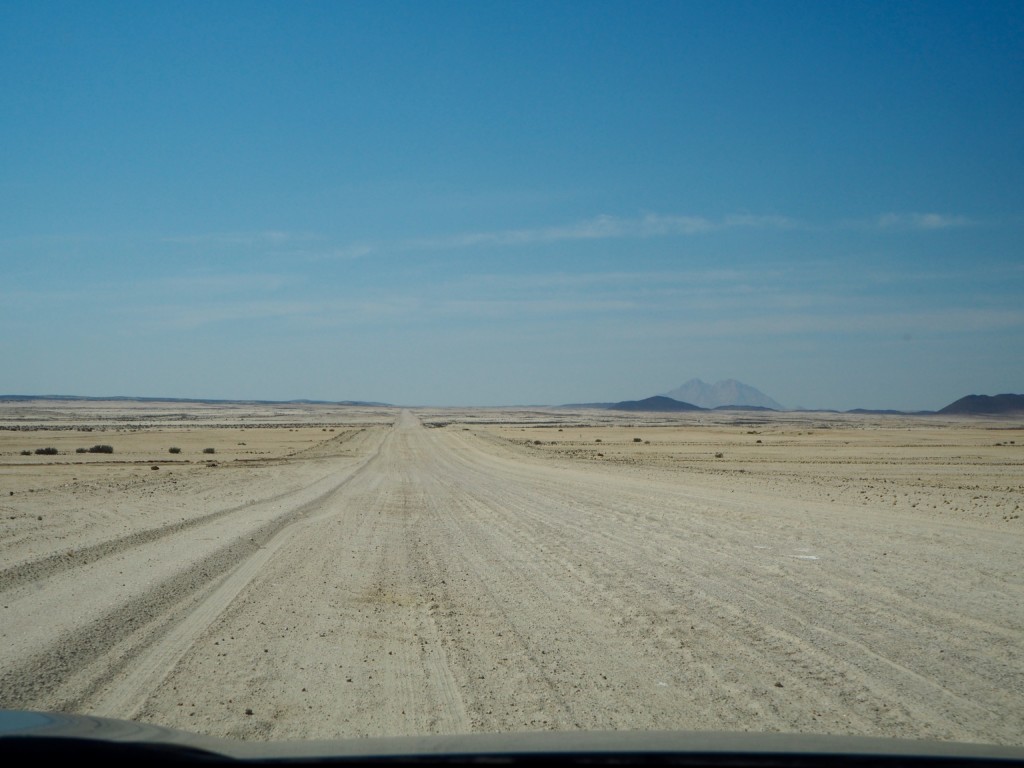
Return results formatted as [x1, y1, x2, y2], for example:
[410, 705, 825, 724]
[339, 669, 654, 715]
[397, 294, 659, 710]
[3, 710, 1024, 765]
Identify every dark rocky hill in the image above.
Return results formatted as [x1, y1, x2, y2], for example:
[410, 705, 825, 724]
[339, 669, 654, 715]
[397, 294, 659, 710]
[937, 394, 1024, 415]
[608, 396, 704, 412]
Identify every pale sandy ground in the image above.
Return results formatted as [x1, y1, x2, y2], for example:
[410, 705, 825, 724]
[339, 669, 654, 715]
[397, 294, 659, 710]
[0, 402, 1022, 745]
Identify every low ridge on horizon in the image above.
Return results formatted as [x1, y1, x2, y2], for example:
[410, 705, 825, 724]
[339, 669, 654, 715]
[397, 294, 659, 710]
[3, 391, 1023, 415]
[568, 386, 1024, 415]
[0, 394, 390, 407]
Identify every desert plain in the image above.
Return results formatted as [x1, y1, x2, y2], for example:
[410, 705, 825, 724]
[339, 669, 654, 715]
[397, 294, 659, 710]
[0, 400, 1022, 745]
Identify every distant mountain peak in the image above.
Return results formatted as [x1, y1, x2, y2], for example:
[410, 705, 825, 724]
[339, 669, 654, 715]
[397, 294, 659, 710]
[665, 379, 784, 410]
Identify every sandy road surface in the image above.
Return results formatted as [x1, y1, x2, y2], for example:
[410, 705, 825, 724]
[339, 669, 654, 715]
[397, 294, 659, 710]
[1, 410, 1022, 745]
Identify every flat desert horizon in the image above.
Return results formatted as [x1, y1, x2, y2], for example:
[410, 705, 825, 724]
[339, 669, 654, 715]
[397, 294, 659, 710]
[0, 400, 1021, 744]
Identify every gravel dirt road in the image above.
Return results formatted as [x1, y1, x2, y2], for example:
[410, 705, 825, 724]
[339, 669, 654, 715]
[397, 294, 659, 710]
[1, 408, 1021, 745]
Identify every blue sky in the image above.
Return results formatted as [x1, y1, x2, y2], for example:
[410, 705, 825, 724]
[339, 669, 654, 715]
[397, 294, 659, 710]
[2, 1, 1022, 409]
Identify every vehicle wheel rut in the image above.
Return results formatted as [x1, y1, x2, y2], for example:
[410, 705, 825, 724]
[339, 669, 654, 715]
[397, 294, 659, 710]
[0, 429, 388, 712]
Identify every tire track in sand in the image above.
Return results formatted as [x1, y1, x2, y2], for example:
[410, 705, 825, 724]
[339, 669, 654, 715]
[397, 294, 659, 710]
[0, 428, 388, 712]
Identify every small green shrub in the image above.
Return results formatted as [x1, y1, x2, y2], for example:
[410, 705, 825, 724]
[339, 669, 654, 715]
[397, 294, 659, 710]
[88, 445, 114, 454]
[35, 447, 58, 455]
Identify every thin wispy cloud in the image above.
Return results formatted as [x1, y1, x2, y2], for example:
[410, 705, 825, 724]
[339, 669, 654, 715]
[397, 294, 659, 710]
[436, 298, 637, 319]
[297, 213, 800, 261]
[144, 296, 429, 331]
[875, 213, 974, 230]
[605, 307, 1024, 342]
[403, 212, 798, 252]
[149, 300, 318, 330]
[162, 231, 321, 247]
[774, 307, 1024, 336]
[7, 211, 976, 270]
[456, 267, 792, 292]
[155, 273, 300, 294]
